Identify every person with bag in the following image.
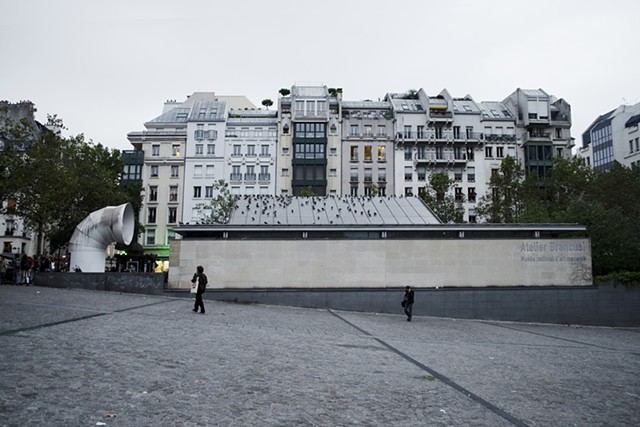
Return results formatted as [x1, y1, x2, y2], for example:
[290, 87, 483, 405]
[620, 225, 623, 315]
[402, 285, 415, 322]
[191, 265, 208, 314]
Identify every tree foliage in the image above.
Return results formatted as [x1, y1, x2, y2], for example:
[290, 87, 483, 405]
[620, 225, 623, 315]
[195, 179, 236, 224]
[419, 172, 465, 223]
[261, 99, 273, 109]
[476, 156, 640, 276]
[2, 115, 141, 254]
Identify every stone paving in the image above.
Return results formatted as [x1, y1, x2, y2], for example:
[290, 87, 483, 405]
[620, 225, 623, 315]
[1, 285, 639, 426]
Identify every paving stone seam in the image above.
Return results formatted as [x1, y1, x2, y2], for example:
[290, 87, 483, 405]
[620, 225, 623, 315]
[328, 309, 531, 427]
[481, 321, 638, 353]
[0, 300, 174, 337]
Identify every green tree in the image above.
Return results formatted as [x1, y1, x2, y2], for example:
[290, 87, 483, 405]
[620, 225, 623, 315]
[299, 186, 316, 197]
[419, 172, 465, 223]
[2, 114, 138, 254]
[278, 88, 290, 97]
[261, 99, 273, 109]
[476, 156, 525, 223]
[195, 179, 236, 224]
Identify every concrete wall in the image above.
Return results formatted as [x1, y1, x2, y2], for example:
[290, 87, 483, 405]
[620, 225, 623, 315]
[168, 237, 592, 289]
[165, 281, 639, 326]
[34, 272, 166, 295]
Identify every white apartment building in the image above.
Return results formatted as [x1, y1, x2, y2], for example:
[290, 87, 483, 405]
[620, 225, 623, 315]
[341, 100, 394, 197]
[276, 84, 342, 196]
[224, 109, 278, 197]
[577, 102, 640, 171]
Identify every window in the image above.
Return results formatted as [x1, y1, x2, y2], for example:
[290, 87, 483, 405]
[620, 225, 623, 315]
[205, 165, 214, 177]
[261, 145, 269, 156]
[631, 140, 635, 153]
[557, 148, 564, 157]
[555, 128, 562, 138]
[416, 146, 426, 160]
[170, 165, 179, 177]
[467, 167, 475, 182]
[205, 186, 214, 198]
[417, 166, 426, 182]
[351, 186, 358, 196]
[350, 168, 359, 182]
[466, 127, 474, 139]
[404, 146, 412, 161]
[405, 187, 413, 196]
[207, 144, 215, 155]
[168, 207, 177, 224]
[169, 186, 178, 202]
[378, 168, 386, 182]
[149, 186, 158, 202]
[350, 124, 359, 136]
[247, 145, 255, 156]
[281, 168, 289, 177]
[377, 146, 386, 161]
[455, 187, 463, 201]
[194, 165, 203, 177]
[417, 126, 425, 139]
[468, 188, 476, 203]
[435, 146, 444, 160]
[377, 125, 386, 136]
[466, 147, 475, 161]
[5, 219, 15, 235]
[260, 165, 270, 180]
[195, 144, 204, 155]
[231, 166, 241, 181]
[246, 165, 256, 181]
[152, 145, 160, 156]
[364, 168, 373, 182]
[435, 126, 443, 139]
[404, 125, 412, 138]
[146, 229, 155, 245]
[404, 166, 413, 181]
[207, 128, 218, 140]
[172, 144, 181, 156]
[364, 125, 372, 136]
[329, 168, 337, 177]
[147, 207, 156, 224]
[350, 146, 358, 161]
[150, 165, 159, 178]
[453, 126, 460, 139]
[233, 145, 241, 156]
[364, 145, 372, 162]
[485, 146, 493, 158]
[453, 146, 464, 160]
[496, 147, 504, 158]
[193, 186, 201, 198]
[282, 147, 289, 155]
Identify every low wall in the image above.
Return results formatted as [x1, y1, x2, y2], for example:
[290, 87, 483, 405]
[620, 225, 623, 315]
[34, 272, 166, 295]
[163, 281, 640, 326]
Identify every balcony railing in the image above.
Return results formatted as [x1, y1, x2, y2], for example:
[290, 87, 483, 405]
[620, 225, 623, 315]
[230, 173, 242, 181]
[244, 173, 257, 181]
[258, 173, 271, 181]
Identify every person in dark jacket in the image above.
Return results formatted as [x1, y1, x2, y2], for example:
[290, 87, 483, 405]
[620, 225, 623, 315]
[403, 285, 415, 322]
[191, 265, 208, 314]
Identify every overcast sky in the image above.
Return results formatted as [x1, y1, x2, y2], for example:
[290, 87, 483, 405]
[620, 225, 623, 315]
[2, 0, 639, 151]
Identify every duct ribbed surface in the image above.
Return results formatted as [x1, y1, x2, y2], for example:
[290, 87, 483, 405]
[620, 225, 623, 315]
[69, 203, 135, 272]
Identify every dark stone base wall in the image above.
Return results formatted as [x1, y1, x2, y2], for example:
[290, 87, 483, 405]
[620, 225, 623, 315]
[34, 272, 165, 295]
[166, 281, 640, 327]
[34, 273, 640, 326]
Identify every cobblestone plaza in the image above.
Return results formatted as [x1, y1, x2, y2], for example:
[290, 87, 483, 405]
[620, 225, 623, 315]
[1, 286, 639, 426]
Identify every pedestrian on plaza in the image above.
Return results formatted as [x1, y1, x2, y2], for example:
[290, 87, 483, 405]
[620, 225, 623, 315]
[191, 265, 208, 314]
[0, 256, 6, 285]
[20, 254, 30, 285]
[402, 285, 415, 322]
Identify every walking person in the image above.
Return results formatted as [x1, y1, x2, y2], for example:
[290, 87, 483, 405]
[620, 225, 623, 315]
[0, 256, 6, 285]
[191, 265, 208, 314]
[20, 254, 30, 285]
[402, 285, 415, 322]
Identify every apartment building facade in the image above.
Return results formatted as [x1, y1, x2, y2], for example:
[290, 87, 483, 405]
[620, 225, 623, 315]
[341, 100, 394, 196]
[577, 102, 640, 171]
[276, 85, 342, 196]
[502, 88, 574, 178]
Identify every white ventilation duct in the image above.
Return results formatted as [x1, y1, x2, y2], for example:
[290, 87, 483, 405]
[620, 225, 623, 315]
[69, 203, 135, 272]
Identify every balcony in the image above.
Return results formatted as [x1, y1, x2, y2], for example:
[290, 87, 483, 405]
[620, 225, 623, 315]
[485, 134, 517, 143]
[522, 132, 551, 144]
[258, 173, 271, 181]
[230, 173, 242, 182]
[244, 173, 257, 182]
